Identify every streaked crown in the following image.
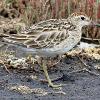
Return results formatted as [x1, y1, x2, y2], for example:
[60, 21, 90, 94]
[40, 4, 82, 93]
[68, 12, 91, 28]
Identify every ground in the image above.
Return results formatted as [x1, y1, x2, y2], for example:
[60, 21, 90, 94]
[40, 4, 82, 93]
[0, 44, 100, 100]
[0, 9, 100, 100]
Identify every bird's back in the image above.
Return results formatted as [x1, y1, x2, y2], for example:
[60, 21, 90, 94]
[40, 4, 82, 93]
[1, 19, 80, 57]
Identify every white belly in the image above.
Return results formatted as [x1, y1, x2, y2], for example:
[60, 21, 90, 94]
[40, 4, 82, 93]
[17, 32, 81, 57]
[33, 34, 81, 57]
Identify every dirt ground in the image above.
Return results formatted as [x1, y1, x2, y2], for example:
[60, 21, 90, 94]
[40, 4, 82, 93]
[0, 43, 100, 100]
[0, 10, 100, 100]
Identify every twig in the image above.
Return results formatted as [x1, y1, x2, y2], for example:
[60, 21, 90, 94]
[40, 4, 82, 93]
[0, 60, 10, 73]
[71, 56, 100, 76]
[69, 68, 99, 76]
[3, 64, 11, 73]
[78, 56, 91, 69]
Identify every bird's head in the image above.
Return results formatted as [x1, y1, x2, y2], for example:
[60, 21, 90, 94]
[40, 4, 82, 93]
[68, 12, 92, 28]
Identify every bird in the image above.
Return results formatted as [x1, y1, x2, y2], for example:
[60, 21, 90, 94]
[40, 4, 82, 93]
[1, 12, 92, 88]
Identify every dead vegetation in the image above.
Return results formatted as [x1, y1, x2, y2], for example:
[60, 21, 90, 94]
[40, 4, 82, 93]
[0, 0, 100, 98]
[0, 0, 100, 40]
[0, 47, 99, 71]
[0, 0, 99, 81]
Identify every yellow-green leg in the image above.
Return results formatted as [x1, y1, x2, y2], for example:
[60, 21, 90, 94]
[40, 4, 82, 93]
[27, 54, 32, 61]
[42, 60, 62, 88]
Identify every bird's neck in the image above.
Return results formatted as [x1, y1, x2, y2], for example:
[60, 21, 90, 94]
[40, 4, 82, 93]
[71, 26, 82, 38]
[76, 25, 83, 32]
[68, 18, 83, 32]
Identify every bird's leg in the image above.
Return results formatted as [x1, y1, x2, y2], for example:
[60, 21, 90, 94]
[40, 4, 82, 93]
[42, 60, 62, 88]
[27, 54, 33, 61]
[50, 55, 62, 67]
[26, 54, 39, 71]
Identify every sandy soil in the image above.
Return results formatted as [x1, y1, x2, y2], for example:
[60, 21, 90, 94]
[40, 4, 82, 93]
[0, 12, 100, 100]
[0, 45, 100, 100]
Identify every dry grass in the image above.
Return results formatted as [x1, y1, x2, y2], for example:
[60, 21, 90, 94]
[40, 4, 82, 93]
[0, 0, 100, 39]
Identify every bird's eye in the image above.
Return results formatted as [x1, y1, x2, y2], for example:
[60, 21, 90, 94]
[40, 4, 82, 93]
[81, 17, 85, 20]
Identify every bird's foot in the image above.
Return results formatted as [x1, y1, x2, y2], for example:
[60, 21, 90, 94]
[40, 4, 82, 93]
[48, 82, 62, 89]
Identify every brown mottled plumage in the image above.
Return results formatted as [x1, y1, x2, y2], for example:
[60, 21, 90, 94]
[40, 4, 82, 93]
[3, 19, 73, 49]
[1, 13, 92, 88]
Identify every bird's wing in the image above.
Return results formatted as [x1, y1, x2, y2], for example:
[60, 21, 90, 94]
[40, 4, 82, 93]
[2, 19, 76, 49]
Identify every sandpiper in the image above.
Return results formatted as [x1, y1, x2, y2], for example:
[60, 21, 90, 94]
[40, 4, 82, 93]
[1, 12, 92, 88]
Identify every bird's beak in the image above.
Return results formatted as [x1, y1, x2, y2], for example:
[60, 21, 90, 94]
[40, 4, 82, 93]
[90, 21, 100, 27]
